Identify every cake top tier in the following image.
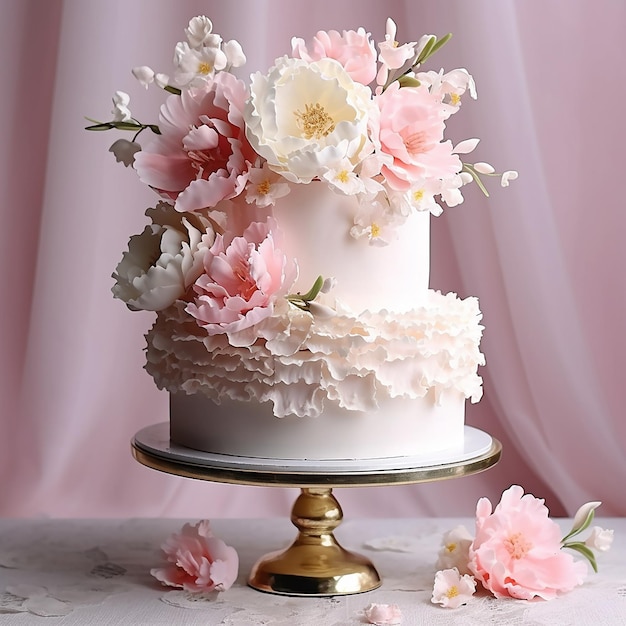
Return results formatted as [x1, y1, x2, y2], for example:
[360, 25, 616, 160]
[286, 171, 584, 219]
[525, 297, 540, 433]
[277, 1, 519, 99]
[87, 15, 515, 332]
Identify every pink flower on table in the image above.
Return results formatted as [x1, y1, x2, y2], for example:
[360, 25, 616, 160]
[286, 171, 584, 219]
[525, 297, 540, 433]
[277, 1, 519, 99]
[133, 71, 257, 213]
[468, 485, 588, 600]
[363, 602, 403, 624]
[185, 219, 297, 346]
[370, 82, 462, 193]
[291, 27, 378, 85]
[431, 567, 476, 608]
[150, 520, 239, 593]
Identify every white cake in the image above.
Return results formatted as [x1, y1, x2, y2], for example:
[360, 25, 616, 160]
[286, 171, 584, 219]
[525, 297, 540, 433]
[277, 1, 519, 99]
[102, 16, 515, 463]
[145, 184, 484, 460]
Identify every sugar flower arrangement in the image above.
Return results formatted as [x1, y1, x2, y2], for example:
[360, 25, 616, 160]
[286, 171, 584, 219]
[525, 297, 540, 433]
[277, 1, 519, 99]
[88, 15, 515, 317]
[431, 485, 614, 608]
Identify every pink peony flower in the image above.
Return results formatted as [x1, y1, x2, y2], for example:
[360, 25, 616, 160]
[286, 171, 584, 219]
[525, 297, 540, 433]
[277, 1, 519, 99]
[150, 520, 239, 593]
[185, 219, 297, 346]
[291, 27, 378, 85]
[370, 82, 462, 192]
[133, 71, 257, 213]
[468, 485, 588, 600]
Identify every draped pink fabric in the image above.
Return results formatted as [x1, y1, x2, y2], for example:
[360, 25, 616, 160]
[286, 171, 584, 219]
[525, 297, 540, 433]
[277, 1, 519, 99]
[1, 0, 624, 519]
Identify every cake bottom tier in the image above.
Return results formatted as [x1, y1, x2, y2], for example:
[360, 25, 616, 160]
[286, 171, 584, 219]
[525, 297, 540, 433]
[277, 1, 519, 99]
[170, 390, 465, 461]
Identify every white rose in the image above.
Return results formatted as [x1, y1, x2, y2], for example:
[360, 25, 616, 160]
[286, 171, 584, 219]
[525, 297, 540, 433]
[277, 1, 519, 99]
[112, 202, 215, 311]
[245, 56, 372, 183]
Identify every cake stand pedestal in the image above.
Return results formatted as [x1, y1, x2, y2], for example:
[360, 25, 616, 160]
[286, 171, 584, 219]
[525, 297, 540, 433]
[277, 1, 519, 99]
[131, 423, 501, 596]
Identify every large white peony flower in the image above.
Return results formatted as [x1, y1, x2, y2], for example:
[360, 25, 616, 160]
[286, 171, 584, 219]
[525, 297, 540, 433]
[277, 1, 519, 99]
[112, 202, 216, 311]
[244, 56, 373, 184]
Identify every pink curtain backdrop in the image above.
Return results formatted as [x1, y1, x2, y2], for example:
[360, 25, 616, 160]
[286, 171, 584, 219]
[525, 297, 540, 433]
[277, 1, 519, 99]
[1, 0, 624, 520]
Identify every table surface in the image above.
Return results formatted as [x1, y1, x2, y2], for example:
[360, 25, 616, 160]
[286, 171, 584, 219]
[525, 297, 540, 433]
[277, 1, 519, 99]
[0, 517, 624, 625]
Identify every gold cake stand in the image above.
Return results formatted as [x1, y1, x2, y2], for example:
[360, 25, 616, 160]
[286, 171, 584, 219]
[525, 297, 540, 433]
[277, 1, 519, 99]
[131, 423, 501, 597]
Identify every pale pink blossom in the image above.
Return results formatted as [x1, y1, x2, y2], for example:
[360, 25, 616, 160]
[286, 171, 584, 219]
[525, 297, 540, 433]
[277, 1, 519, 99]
[133, 72, 256, 213]
[417, 68, 477, 115]
[291, 27, 377, 85]
[436, 525, 473, 575]
[363, 602, 403, 625]
[431, 568, 476, 608]
[150, 520, 239, 593]
[376, 18, 417, 86]
[186, 219, 297, 346]
[468, 485, 588, 600]
[244, 165, 291, 207]
[370, 82, 462, 192]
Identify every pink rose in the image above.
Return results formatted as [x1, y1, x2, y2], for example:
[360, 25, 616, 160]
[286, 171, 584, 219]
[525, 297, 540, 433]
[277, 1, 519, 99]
[468, 485, 587, 600]
[150, 520, 239, 593]
[186, 219, 297, 345]
[133, 71, 257, 213]
[291, 28, 377, 85]
[370, 82, 461, 191]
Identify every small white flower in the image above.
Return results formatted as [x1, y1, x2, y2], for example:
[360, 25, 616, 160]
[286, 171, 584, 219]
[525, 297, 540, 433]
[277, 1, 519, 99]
[436, 525, 473, 574]
[431, 568, 476, 609]
[132, 65, 155, 89]
[111, 90, 132, 122]
[500, 170, 519, 187]
[109, 139, 141, 167]
[585, 526, 614, 552]
[173, 45, 227, 88]
[321, 160, 364, 195]
[245, 165, 291, 207]
[185, 15, 215, 49]
[223, 39, 246, 68]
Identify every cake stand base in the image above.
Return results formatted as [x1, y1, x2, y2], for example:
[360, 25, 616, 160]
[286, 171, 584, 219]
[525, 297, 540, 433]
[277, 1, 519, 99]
[131, 424, 501, 596]
[248, 487, 380, 595]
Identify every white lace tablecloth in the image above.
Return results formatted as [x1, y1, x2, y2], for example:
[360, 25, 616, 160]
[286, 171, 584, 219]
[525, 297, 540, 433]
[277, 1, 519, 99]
[0, 517, 624, 625]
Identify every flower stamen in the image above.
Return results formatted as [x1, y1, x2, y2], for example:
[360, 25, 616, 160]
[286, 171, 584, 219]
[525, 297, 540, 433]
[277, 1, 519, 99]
[294, 103, 335, 140]
[504, 532, 532, 559]
[197, 61, 213, 75]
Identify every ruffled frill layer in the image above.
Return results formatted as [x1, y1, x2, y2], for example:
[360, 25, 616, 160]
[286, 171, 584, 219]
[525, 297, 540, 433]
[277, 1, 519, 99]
[145, 290, 485, 417]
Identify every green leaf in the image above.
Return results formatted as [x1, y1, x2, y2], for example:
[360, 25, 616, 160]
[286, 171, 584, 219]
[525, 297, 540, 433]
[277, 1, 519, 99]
[85, 123, 114, 131]
[562, 541, 598, 573]
[297, 275, 324, 302]
[562, 507, 597, 543]
[398, 75, 421, 88]
[415, 36, 436, 66]
[430, 33, 452, 55]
